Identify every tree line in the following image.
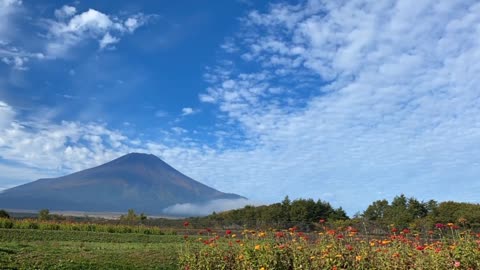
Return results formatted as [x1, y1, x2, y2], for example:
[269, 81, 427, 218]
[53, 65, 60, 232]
[2, 194, 480, 231]
[186, 196, 348, 230]
[362, 194, 480, 230]
[187, 194, 480, 231]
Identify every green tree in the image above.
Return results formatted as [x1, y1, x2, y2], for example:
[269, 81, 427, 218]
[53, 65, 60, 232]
[329, 207, 348, 220]
[120, 209, 138, 222]
[0, 209, 10, 218]
[38, 209, 50, 221]
[407, 197, 428, 219]
[281, 196, 291, 223]
[363, 199, 390, 221]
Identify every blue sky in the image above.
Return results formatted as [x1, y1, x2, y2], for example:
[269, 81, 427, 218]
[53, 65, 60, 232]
[1, 0, 480, 215]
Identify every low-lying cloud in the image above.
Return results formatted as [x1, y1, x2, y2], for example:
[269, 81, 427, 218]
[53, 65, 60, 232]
[162, 199, 255, 217]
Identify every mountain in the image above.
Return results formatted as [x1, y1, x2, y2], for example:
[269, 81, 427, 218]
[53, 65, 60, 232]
[0, 153, 245, 215]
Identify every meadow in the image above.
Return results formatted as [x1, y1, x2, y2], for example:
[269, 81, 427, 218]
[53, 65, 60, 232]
[1, 217, 480, 269]
[0, 228, 181, 269]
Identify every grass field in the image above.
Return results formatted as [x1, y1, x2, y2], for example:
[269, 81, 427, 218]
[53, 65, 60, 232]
[0, 229, 182, 269]
[2, 220, 480, 269]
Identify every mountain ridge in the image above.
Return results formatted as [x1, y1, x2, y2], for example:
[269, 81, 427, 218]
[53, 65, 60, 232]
[0, 153, 245, 215]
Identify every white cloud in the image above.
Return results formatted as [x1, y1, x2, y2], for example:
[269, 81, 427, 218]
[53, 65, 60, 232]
[181, 107, 197, 116]
[46, 8, 151, 57]
[123, 16, 148, 33]
[2, 0, 480, 216]
[1, 55, 27, 70]
[171, 126, 187, 134]
[0, 47, 44, 70]
[162, 199, 253, 216]
[99, 32, 119, 49]
[54, 5, 77, 19]
[0, 0, 43, 70]
[0, 0, 22, 37]
[192, 0, 480, 213]
[0, 100, 15, 129]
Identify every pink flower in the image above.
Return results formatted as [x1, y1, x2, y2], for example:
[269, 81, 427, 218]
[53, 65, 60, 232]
[454, 261, 461, 268]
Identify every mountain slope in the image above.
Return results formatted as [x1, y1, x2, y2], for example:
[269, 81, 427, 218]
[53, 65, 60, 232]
[0, 153, 244, 214]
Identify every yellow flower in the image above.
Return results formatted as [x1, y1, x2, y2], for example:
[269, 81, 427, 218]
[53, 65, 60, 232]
[310, 256, 315, 260]
[355, 255, 362, 261]
[232, 234, 237, 238]
[260, 267, 265, 270]
[255, 245, 261, 250]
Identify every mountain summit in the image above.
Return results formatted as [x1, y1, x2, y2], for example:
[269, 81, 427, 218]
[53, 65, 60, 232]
[0, 153, 245, 214]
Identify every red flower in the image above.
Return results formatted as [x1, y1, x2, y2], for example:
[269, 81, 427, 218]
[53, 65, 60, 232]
[336, 234, 344, 239]
[183, 221, 190, 227]
[319, 219, 325, 223]
[416, 246, 425, 251]
[226, 229, 232, 235]
[402, 228, 410, 234]
[345, 244, 353, 251]
[435, 223, 445, 229]
[275, 231, 285, 238]
[391, 228, 398, 233]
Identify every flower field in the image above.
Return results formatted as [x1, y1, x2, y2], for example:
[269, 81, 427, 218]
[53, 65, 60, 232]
[180, 222, 480, 270]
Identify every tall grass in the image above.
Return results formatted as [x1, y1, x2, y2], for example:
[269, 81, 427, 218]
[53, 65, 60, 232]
[0, 218, 173, 235]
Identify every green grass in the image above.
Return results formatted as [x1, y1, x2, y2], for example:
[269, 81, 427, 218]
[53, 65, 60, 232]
[0, 229, 182, 269]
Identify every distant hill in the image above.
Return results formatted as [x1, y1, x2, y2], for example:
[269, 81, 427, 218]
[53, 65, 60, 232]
[0, 153, 245, 214]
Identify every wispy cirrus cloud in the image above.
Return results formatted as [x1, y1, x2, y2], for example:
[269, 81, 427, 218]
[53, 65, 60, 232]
[0, 0, 22, 38]
[0, 0, 44, 70]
